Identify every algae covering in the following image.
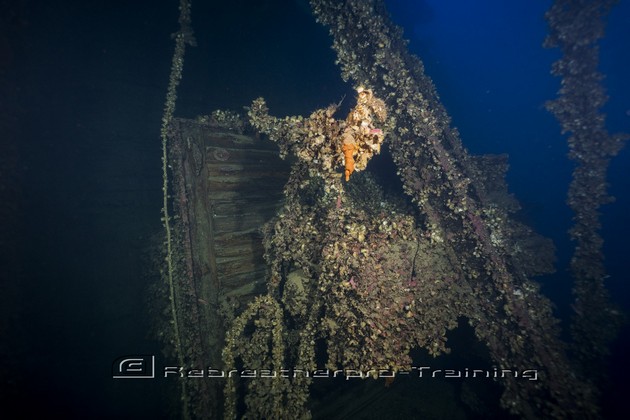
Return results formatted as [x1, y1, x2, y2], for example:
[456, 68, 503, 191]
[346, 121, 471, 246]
[156, 0, 624, 418]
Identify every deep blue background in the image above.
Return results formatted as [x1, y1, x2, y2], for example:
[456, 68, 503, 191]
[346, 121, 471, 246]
[2, 0, 628, 417]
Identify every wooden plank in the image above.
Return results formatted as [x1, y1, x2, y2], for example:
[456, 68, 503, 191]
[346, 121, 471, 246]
[206, 177, 288, 193]
[209, 190, 285, 203]
[221, 271, 268, 290]
[214, 230, 264, 247]
[212, 201, 280, 216]
[215, 243, 263, 259]
[215, 246, 259, 259]
[201, 133, 280, 151]
[206, 163, 291, 179]
[216, 258, 262, 278]
[213, 214, 270, 233]
[205, 147, 290, 166]
[172, 117, 290, 314]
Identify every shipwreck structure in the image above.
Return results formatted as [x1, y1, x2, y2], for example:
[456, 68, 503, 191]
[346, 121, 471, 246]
[155, 0, 625, 418]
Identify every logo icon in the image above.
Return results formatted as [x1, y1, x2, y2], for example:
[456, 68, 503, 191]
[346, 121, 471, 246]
[112, 355, 155, 379]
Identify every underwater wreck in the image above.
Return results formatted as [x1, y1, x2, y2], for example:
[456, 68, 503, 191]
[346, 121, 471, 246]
[155, 0, 626, 418]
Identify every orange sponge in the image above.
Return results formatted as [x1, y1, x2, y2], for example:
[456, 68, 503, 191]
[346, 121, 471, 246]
[342, 143, 356, 181]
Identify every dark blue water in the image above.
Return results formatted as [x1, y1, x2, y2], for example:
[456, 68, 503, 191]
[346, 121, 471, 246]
[2, 0, 628, 417]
